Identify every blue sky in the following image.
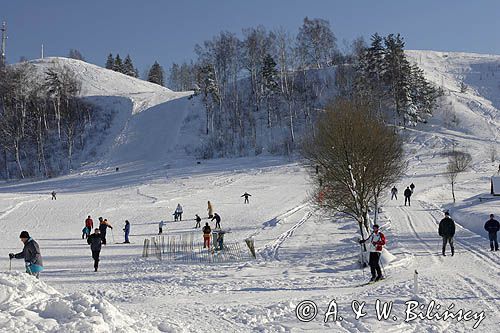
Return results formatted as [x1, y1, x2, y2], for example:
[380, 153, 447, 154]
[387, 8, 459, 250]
[3, 0, 500, 75]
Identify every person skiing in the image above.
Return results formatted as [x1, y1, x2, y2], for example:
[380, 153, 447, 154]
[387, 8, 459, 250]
[175, 204, 183, 221]
[202, 222, 212, 248]
[51, 191, 57, 200]
[404, 187, 412, 206]
[241, 192, 252, 204]
[207, 201, 213, 218]
[159, 220, 165, 234]
[99, 218, 113, 245]
[438, 211, 455, 256]
[195, 214, 202, 228]
[211, 213, 221, 229]
[391, 186, 398, 200]
[82, 215, 93, 239]
[9, 231, 44, 278]
[484, 214, 499, 251]
[87, 228, 102, 272]
[410, 183, 415, 193]
[123, 220, 130, 244]
[359, 224, 386, 282]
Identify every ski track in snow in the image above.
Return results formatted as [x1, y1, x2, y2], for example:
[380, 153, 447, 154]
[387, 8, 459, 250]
[259, 206, 312, 260]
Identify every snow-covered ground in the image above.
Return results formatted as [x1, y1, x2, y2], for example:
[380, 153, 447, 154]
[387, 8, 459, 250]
[0, 51, 499, 332]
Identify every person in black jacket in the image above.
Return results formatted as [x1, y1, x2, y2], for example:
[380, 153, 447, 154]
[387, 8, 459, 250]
[9, 231, 44, 278]
[484, 214, 499, 251]
[404, 187, 412, 206]
[241, 192, 252, 204]
[211, 213, 221, 229]
[195, 214, 202, 228]
[438, 211, 456, 256]
[87, 229, 102, 271]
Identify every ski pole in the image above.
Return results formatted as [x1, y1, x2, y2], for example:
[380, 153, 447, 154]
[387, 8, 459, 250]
[9, 258, 12, 271]
[111, 229, 115, 243]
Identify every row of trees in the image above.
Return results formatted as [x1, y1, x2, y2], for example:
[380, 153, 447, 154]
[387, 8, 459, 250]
[176, 18, 440, 158]
[191, 17, 344, 157]
[354, 33, 441, 126]
[168, 62, 195, 91]
[0, 63, 100, 179]
[105, 53, 139, 78]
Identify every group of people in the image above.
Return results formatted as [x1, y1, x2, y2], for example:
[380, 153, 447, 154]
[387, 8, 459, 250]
[390, 183, 415, 206]
[358, 211, 498, 283]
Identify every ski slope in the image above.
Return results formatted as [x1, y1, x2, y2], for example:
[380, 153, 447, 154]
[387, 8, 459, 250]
[0, 51, 499, 332]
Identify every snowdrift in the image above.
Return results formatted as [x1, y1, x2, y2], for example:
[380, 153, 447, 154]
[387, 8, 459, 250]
[0, 272, 151, 332]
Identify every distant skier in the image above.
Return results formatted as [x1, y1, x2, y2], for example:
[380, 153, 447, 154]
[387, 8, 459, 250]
[195, 214, 202, 228]
[207, 201, 214, 218]
[404, 187, 412, 206]
[211, 213, 221, 229]
[175, 204, 183, 221]
[202, 222, 212, 248]
[51, 191, 57, 200]
[484, 214, 499, 251]
[99, 218, 113, 245]
[9, 231, 44, 278]
[391, 186, 398, 200]
[123, 220, 130, 244]
[438, 211, 455, 256]
[82, 215, 93, 239]
[241, 192, 252, 204]
[359, 224, 386, 282]
[159, 220, 165, 234]
[87, 228, 102, 272]
[410, 183, 415, 193]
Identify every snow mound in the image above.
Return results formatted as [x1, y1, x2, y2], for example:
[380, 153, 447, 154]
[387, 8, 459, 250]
[0, 272, 152, 332]
[28, 57, 192, 115]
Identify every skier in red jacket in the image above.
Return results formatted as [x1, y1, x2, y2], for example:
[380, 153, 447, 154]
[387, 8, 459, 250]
[359, 224, 386, 282]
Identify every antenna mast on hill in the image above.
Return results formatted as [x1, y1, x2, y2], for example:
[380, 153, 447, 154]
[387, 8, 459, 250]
[1, 22, 7, 66]
[41, 44, 44, 59]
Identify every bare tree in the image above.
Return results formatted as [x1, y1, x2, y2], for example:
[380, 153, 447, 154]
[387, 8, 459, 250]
[445, 150, 472, 202]
[302, 99, 405, 243]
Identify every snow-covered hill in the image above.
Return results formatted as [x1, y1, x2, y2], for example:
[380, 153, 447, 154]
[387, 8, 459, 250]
[0, 51, 498, 332]
[28, 57, 195, 168]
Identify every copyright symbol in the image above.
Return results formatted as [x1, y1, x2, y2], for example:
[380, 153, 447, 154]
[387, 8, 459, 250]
[295, 300, 318, 322]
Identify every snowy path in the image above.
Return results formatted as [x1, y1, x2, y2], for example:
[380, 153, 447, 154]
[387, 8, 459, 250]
[383, 198, 500, 331]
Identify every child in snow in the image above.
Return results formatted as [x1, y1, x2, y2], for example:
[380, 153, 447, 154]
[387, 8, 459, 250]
[359, 224, 386, 282]
[9, 231, 44, 278]
[51, 191, 57, 200]
[195, 214, 202, 228]
[159, 220, 165, 234]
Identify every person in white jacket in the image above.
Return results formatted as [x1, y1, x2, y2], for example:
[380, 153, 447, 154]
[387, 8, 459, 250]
[175, 204, 183, 221]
